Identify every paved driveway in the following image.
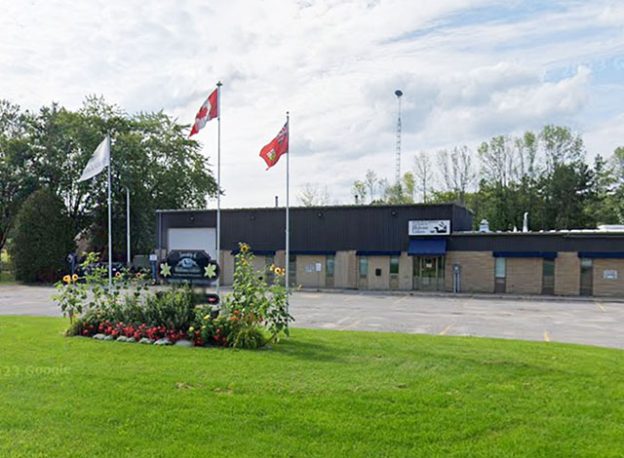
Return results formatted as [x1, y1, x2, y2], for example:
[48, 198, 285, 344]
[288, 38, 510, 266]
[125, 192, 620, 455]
[1, 284, 623, 349]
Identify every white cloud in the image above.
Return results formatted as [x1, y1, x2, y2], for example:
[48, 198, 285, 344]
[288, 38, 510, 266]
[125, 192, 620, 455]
[1, 0, 623, 206]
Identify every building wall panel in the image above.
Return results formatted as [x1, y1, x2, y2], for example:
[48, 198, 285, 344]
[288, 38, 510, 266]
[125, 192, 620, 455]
[506, 258, 542, 294]
[295, 255, 326, 288]
[444, 251, 494, 293]
[554, 252, 579, 296]
[367, 256, 390, 290]
[593, 259, 624, 297]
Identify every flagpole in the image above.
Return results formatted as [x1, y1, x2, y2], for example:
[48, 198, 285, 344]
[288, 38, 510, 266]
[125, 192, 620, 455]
[107, 134, 112, 288]
[126, 187, 131, 266]
[216, 81, 222, 296]
[285, 112, 290, 305]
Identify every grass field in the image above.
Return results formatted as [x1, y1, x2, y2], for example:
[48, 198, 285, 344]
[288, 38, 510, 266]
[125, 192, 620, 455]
[1, 316, 624, 457]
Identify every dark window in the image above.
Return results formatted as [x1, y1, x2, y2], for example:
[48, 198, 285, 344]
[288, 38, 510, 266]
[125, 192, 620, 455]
[326, 255, 335, 277]
[390, 256, 399, 275]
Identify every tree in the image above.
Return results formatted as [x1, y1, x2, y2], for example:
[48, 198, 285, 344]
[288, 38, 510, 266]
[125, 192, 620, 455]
[298, 182, 330, 206]
[23, 98, 218, 258]
[364, 169, 378, 203]
[436, 146, 475, 204]
[413, 152, 432, 203]
[0, 100, 38, 252]
[351, 180, 367, 204]
[9, 189, 75, 282]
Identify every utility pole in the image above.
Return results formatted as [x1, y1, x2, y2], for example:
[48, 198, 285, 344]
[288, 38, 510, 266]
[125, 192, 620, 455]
[394, 89, 403, 186]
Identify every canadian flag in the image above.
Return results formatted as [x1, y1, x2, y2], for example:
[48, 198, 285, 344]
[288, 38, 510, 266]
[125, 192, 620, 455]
[259, 121, 289, 170]
[189, 88, 219, 137]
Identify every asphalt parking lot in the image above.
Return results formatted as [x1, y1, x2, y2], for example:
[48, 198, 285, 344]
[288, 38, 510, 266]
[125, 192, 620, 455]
[1, 284, 623, 349]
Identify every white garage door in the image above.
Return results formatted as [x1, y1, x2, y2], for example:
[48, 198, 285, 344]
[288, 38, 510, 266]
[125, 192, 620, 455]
[167, 228, 216, 259]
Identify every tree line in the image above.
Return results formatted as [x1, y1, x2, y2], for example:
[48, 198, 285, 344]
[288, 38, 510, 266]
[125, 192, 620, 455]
[344, 125, 623, 231]
[0, 96, 217, 274]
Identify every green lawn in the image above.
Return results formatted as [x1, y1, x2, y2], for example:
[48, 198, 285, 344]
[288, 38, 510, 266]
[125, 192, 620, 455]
[1, 316, 623, 457]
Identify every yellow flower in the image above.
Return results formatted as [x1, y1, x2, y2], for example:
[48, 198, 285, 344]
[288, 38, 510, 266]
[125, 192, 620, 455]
[72, 274, 79, 283]
[269, 264, 276, 272]
[189, 326, 195, 332]
[115, 271, 122, 278]
[274, 267, 285, 276]
[240, 243, 250, 253]
[63, 275, 71, 284]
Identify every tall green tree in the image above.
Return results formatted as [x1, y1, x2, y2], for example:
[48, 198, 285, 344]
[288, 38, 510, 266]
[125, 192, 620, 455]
[0, 100, 38, 252]
[9, 189, 75, 282]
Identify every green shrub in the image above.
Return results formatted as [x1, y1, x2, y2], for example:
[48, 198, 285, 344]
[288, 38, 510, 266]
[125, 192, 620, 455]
[10, 189, 75, 283]
[231, 324, 266, 350]
[222, 242, 293, 343]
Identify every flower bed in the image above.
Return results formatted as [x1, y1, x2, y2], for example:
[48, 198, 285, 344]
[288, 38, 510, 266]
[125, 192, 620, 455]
[55, 245, 293, 349]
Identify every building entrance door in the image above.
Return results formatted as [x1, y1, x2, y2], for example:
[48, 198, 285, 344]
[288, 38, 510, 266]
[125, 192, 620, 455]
[580, 258, 593, 296]
[413, 256, 445, 291]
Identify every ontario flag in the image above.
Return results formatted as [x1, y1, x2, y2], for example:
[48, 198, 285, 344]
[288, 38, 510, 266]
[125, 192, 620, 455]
[189, 88, 218, 137]
[259, 121, 289, 170]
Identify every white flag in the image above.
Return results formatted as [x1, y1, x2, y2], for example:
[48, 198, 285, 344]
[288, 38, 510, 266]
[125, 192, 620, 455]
[78, 136, 110, 182]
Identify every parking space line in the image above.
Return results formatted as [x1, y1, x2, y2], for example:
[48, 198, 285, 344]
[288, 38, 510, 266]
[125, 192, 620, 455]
[439, 324, 453, 336]
[393, 295, 409, 304]
[543, 330, 550, 342]
[595, 301, 606, 312]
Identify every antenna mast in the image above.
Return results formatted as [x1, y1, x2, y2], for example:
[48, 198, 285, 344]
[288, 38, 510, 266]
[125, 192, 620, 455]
[394, 89, 403, 185]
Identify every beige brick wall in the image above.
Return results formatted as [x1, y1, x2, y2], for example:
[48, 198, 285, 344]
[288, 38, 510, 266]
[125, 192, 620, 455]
[444, 251, 494, 293]
[295, 255, 326, 288]
[593, 259, 624, 297]
[398, 252, 413, 290]
[554, 252, 579, 296]
[506, 258, 542, 294]
[335, 251, 357, 289]
[366, 256, 390, 290]
[221, 251, 274, 286]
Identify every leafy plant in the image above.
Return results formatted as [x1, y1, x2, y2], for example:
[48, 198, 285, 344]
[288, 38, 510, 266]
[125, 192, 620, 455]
[221, 243, 293, 344]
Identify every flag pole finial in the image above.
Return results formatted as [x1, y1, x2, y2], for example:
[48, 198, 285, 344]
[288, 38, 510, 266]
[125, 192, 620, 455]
[217, 81, 222, 87]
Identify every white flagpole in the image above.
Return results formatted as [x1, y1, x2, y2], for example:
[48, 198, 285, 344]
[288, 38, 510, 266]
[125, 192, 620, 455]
[216, 81, 222, 296]
[107, 134, 112, 288]
[126, 187, 131, 266]
[285, 112, 290, 304]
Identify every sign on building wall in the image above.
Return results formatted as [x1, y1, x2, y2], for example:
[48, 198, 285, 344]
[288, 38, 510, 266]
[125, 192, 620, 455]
[603, 270, 618, 280]
[408, 220, 451, 236]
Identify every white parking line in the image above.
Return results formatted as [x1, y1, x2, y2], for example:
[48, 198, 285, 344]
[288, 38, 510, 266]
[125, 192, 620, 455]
[439, 324, 453, 336]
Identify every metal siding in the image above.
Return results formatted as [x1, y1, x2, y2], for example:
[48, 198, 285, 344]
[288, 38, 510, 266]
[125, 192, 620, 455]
[157, 204, 470, 252]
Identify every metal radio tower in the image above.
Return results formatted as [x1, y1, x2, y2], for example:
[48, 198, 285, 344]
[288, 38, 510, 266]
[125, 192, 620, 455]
[394, 89, 403, 185]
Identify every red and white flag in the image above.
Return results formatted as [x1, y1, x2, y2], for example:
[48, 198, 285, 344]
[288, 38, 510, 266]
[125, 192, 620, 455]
[259, 121, 289, 170]
[189, 88, 219, 137]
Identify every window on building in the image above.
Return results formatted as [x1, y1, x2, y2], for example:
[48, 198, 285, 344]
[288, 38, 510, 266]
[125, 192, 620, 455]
[494, 257, 506, 293]
[542, 259, 555, 295]
[326, 255, 335, 277]
[495, 257, 506, 278]
[359, 257, 368, 278]
[390, 256, 399, 275]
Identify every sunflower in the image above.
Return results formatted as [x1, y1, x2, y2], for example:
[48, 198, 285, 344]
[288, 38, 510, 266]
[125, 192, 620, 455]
[240, 243, 250, 253]
[274, 267, 285, 276]
[115, 271, 122, 278]
[63, 275, 71, 284]
[72, 274, 79, 283]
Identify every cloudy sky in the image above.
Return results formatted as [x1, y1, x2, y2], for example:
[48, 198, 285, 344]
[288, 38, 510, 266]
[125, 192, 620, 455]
[2, 0, 624, 208]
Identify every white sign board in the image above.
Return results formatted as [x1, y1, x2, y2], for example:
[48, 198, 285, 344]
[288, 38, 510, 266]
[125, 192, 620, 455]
[603, 270, 618, 280]
[315, 262, 322, 272]
[408, 220, 450, 236]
